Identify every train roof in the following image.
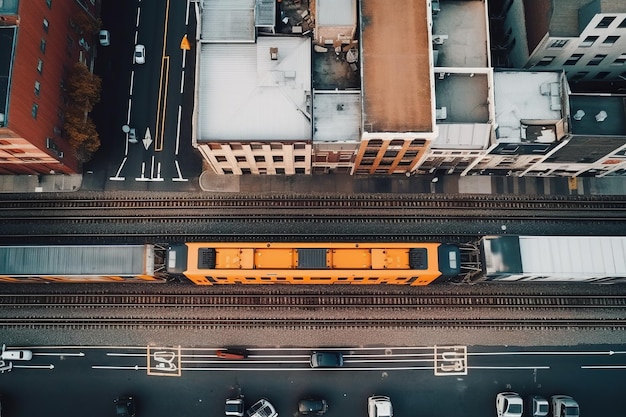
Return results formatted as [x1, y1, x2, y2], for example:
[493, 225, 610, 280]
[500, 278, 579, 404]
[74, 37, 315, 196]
[481, 236, 626, 279]
[0, 245, 154, 276]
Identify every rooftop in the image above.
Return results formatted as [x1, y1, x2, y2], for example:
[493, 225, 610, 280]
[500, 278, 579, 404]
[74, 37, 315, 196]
[569, 95, 626, 136]
[312, 91, 361, 142]
[494, 71, 563, 143]
[200, 0, 255, 42]
[197, 37, 312, 141]
[360, 0, 433, 133]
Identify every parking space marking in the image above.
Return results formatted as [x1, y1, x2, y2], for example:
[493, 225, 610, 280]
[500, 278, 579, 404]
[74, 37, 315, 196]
[147, 346, 181, 377]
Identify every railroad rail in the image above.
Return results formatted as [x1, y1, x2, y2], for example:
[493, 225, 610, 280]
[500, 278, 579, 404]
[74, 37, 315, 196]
[0, 317, 623, 330]
[1, 194, 625, 211]
[1, 293, 626, 308]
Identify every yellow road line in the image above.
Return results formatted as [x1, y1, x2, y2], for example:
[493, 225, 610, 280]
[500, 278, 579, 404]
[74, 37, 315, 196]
[155, 0, 170, 152]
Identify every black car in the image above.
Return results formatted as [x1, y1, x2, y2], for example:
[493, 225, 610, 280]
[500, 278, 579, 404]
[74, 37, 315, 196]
[298, 399, 328, 415]
[310, 352, 343, 368]
[114, 396, 136, 417]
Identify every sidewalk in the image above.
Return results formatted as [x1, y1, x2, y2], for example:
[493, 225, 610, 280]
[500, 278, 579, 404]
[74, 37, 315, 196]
[0, 172, 625, 195]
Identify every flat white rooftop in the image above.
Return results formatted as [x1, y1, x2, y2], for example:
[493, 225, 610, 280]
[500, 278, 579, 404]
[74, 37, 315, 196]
[197, 37, 312, 141]
[494, 71, 562, 142]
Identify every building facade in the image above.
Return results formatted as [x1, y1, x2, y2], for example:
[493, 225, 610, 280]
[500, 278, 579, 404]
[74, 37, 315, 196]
[499, 0, 626, 84]
[0, 0, 99, 175]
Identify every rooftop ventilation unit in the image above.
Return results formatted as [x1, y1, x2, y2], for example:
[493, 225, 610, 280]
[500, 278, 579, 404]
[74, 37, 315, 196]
[595, 110, 608, 122]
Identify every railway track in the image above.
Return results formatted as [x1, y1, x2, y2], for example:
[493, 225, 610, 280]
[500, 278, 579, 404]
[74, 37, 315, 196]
[2, 293, 626, 308]
[0, 317, 623, 330]
[1, 194, 625, 211]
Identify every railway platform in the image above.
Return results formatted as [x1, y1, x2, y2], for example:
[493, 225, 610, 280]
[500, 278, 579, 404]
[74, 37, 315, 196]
[0, 171, 625, 195]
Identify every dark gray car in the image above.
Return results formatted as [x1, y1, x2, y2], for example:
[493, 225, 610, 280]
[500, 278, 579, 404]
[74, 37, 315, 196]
[310, 352, 343, 368]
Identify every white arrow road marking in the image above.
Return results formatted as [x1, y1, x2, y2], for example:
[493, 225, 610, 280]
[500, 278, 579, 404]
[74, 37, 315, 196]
[143, 127, 153, 150]
[93, 365, 146, 371]
[469, 350, 619, 356]
[109, 157, 127, 181]
[13, 364, 54, 370]
[35, 352, 85, 357]
[581, 365, 626, 369]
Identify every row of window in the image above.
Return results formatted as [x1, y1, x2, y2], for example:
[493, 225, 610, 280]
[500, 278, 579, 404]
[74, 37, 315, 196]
[570, 70, 626, 81]
[538, 53, 626, 68]
[549, 35, 621, 49]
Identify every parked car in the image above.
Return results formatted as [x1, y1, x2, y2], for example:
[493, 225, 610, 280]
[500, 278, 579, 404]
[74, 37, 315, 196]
[310, 352, 343, 368]
[527, 395, 549, 417]
[226, 397, 244, 417]
[297, 399, 328, 415]
[496, 392, 523, 417]
[217, 348, 249, 359]
[114, 396, 136, 417]
[99, 30, 110, 46]
[246, 399, 277, 417]
[367, 396, 392, 417]
[551, 395, 579, 417]
[1, 345, 32, 361]
[133, 45, 145, 64]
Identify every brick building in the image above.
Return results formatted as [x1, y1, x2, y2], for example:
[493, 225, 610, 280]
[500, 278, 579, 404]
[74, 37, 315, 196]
[0, 0, 99, 174]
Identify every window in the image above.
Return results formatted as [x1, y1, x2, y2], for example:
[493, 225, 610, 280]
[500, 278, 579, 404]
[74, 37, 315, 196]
[40, 39, 46, 53]
[235, 155, 247, 162]
[620, 18, 626, 28]
[46, 0, 52, 8]
[614, 54, 626, 65]
[549, 39, 568, 48]
[37, 59, 43, 73]
[42, 18, 49, 32]
[570, 71, 589, 81]
[34, 81, 41, 96]
[564, 53, 583, 65]
[594, 72, 610, 79]
[580, 36, 598, 47]
[295, 155, 306, 162]
[602, 36, 620, 46]
[587, 54, 607, 66]
[215, 155, 227, 162]
[32, 103, 39, 119]
[596, 16, 615, 28]
[254, 155, 265, 162]
[272, 155, 283, 162]
[535, 56, 556, 66]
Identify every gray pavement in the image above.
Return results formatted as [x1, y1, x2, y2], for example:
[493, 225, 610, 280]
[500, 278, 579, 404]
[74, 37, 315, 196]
[0, 171, 625, 195]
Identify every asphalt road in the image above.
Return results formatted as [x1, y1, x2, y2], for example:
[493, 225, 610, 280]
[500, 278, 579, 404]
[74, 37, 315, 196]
[87, 0, 202, 191]
[0, 344, 624, 416]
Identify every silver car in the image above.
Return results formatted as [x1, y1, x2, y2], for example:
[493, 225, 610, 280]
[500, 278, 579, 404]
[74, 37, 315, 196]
[1, 345, 32, 361]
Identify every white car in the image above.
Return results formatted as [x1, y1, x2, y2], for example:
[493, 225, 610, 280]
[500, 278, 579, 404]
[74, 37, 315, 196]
[1, 344, 32, 361]
[496, 392, 523, 417]
[528, 395, 549, 417]
[99, 30, 110, 46]
[246, 399, 277, 417]
[551, 395, 579, 417]
[133, 44, 145, 64]
[368, 396, 392, 417]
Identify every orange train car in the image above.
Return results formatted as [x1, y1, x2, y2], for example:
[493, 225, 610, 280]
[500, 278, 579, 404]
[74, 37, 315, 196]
[167, 242, 461, 285]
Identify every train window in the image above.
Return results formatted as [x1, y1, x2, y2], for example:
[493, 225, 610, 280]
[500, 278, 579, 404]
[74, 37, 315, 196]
[293, 277, 303, 280]
[311, 277, 331, 280]
[338, 277, 348, 280]
[276, 277, 286, 281]
[368, 277, 378, 281]
[245, 277, 256, 280]
[260, 277, 271, 280]
[354, 277, 363, 281]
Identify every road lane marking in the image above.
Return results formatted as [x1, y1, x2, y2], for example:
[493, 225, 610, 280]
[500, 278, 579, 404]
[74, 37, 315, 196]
[469, 350, 622, 356]
[175, 105, 181, 154]
[173, 160, 188, 182]
[109, 157, 127, 181]
[155, 56, 170, 151]
[581, 365, 626, 369]
[129, 71, 135, 96]
[35, 352, 85, 357]
[13, 364, 54, 370]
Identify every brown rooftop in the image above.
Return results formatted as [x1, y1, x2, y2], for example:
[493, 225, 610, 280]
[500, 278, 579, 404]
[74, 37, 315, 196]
[360, 0, 433, 133]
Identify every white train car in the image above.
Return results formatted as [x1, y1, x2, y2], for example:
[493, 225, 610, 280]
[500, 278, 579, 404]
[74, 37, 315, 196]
[0, 244, 165, 283]
[480, 236, 626, 283]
